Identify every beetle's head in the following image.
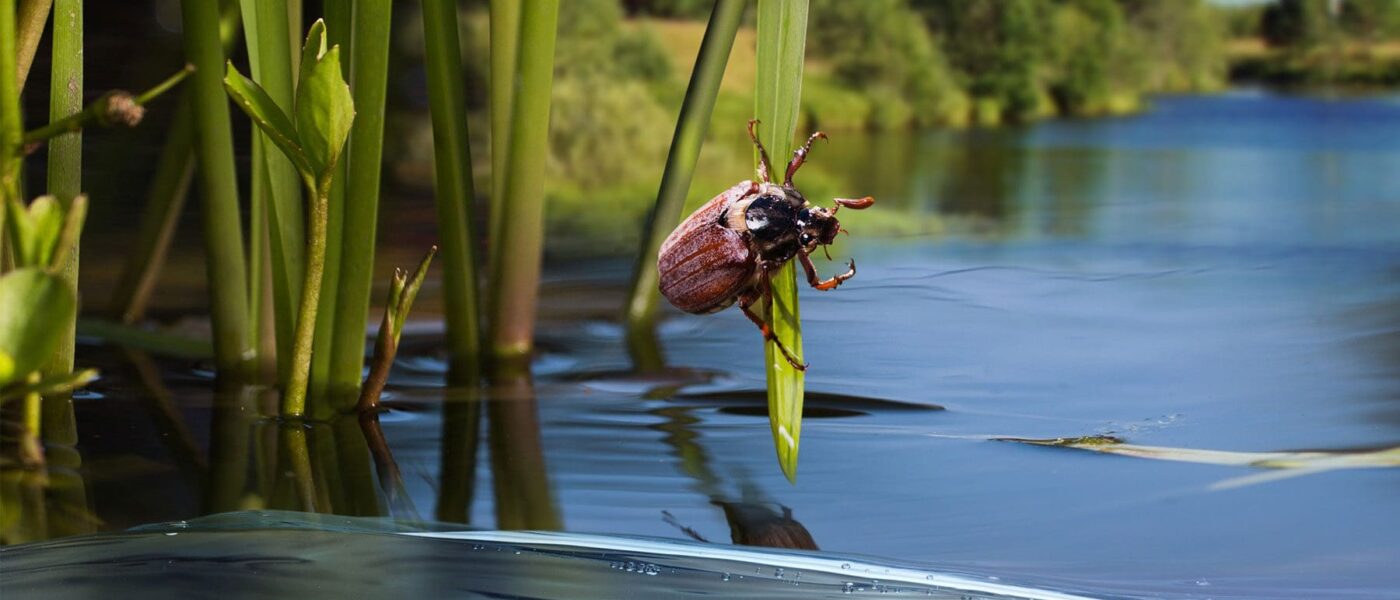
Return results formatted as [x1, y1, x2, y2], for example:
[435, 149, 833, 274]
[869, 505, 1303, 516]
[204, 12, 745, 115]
[797, 206, 841, 250]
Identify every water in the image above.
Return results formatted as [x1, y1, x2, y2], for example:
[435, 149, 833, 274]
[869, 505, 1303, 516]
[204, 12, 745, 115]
[4, 90, 1400, 598]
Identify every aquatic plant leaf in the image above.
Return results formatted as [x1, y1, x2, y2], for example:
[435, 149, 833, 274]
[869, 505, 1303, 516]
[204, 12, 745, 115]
[5, 195, 63, 268]
[0, 269, 76, 386]
[224, 62, 313, 177]
[755, 0, 810, 483]
[393, 246, 437, 343]
[294, 45, 355, 179]
[1000, 436, 1400, 489]
[297, 19, 328, 94]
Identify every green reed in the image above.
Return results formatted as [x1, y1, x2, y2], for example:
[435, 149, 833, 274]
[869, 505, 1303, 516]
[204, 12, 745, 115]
[421, 0, 485, 385]
[487, 0, 561, 376]
[326, 0, 393, 405]
[44, 0, 81, 377]
[488, 0, 521, 251]
[181, 0, 251, 378]
[623, 0, 747, 370]
[241, 0, 306, 384]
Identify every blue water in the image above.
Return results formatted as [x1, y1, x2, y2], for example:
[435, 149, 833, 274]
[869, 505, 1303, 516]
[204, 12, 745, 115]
[5, 91, 1399, 599]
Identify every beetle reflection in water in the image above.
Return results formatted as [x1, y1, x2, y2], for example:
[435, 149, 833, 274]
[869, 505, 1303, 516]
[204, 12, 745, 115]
[657, 120, 874, 370]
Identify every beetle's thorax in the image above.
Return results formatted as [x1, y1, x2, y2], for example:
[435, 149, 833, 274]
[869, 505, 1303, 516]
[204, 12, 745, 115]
[723, 183, 809, 266]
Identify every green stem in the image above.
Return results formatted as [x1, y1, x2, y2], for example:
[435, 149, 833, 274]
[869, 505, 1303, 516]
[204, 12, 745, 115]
[2, 0, 24, 212]
[43, 0, 81, 378]
[623, 0, 746, 364]
[21, 66, 192, 147]
[422, 0, 484, 385]
[281, 176, 329, 418]
[488, 0, 521, 249]
[15, 0, 52, 93]
[327, 0, 394, 404]
[181, 0, 251, 378]
[487, 0, 560, 370]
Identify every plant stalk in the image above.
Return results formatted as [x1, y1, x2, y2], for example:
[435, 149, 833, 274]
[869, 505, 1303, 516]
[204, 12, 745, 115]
[487, 0, 560, 372]
[181, 0, 252, 378]
[422, 0, 484, 385]
[327, 0, 394, 404]
[42, 0, 82, 377]
[623, 0, 746, 364]
[488, 0, 521, 249]
[281, 176, 330, 418]
[241, 0, 307, 384]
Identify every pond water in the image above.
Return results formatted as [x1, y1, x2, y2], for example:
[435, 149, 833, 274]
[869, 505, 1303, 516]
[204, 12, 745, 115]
[4, 90, 1400, 599]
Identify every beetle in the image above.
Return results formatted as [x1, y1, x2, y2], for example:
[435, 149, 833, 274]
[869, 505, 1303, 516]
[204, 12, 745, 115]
[657, 120, 874, 371]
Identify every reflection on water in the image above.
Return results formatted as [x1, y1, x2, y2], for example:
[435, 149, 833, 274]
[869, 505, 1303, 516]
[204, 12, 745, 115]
[4, 91, 1400, 598]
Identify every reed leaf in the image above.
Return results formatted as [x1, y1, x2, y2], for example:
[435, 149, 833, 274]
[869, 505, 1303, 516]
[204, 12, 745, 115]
[328, 0, 393, 404]
[43, 0, 81, 377]
[421, 0, 484, 385]
[487, 0, 560, 375]
[755, 0, 809, 483]
[240, 0, 307, 381]
[488, 0, 521, 250]
[623, 0, 746, 368]
[181, 0, 251, 377]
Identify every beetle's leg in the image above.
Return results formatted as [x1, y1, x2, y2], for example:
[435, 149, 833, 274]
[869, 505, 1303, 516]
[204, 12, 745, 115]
[800, 252, 856, 291]
[784, 131, 827, 185]
[747, 119, 774, 183]
[740, 288, 808, 371]
[831, 196, 874, 213]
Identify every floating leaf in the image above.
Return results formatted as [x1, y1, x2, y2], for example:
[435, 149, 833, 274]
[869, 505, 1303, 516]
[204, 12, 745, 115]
[1000, 436, 1400, 489]
[224, 62, 313, 177]
[294, 45, 355, 179]
[755, 0, 810, 483]
[0, 269, 77, 386]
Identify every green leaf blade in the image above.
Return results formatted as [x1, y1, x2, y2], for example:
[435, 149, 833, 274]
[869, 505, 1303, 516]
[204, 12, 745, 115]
[223, 62, 312, 176]
[298, 19, 328, 93]
[294, 45, 355, 179]
[755, 0, 810, 483]
[0, 269, 77, 385]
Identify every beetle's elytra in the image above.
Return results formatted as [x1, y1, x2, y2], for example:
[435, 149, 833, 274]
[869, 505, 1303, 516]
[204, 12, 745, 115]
[657, 120, 874, 371]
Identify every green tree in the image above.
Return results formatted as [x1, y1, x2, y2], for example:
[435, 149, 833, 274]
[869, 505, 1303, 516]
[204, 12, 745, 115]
[1261, 0, 1334, 49]
[808, 0, 963, 126]
[918, 0, 1048, 121]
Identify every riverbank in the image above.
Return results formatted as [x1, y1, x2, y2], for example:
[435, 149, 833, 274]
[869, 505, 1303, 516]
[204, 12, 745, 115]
[1227, 37, 1400, 87]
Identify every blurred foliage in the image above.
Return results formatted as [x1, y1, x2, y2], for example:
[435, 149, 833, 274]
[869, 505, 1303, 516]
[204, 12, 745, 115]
[1227, 0, 1400, 86]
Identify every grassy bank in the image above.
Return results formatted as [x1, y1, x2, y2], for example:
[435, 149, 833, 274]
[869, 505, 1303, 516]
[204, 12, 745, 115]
[1227, 37, 1400, 86]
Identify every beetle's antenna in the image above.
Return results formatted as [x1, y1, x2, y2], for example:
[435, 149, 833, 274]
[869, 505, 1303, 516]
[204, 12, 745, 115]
[822, 245, 832, 261]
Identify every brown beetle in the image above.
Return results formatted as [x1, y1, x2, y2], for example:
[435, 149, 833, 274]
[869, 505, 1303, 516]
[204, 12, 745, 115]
[657, 120, 874, 371]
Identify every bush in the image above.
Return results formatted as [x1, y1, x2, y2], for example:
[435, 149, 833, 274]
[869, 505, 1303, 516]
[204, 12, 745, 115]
[809, 0, 962, 127]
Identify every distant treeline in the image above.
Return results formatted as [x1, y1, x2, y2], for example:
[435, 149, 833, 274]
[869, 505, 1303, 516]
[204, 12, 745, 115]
[625, 0, 1227, 127]
[1224, 0, 1400, 86]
